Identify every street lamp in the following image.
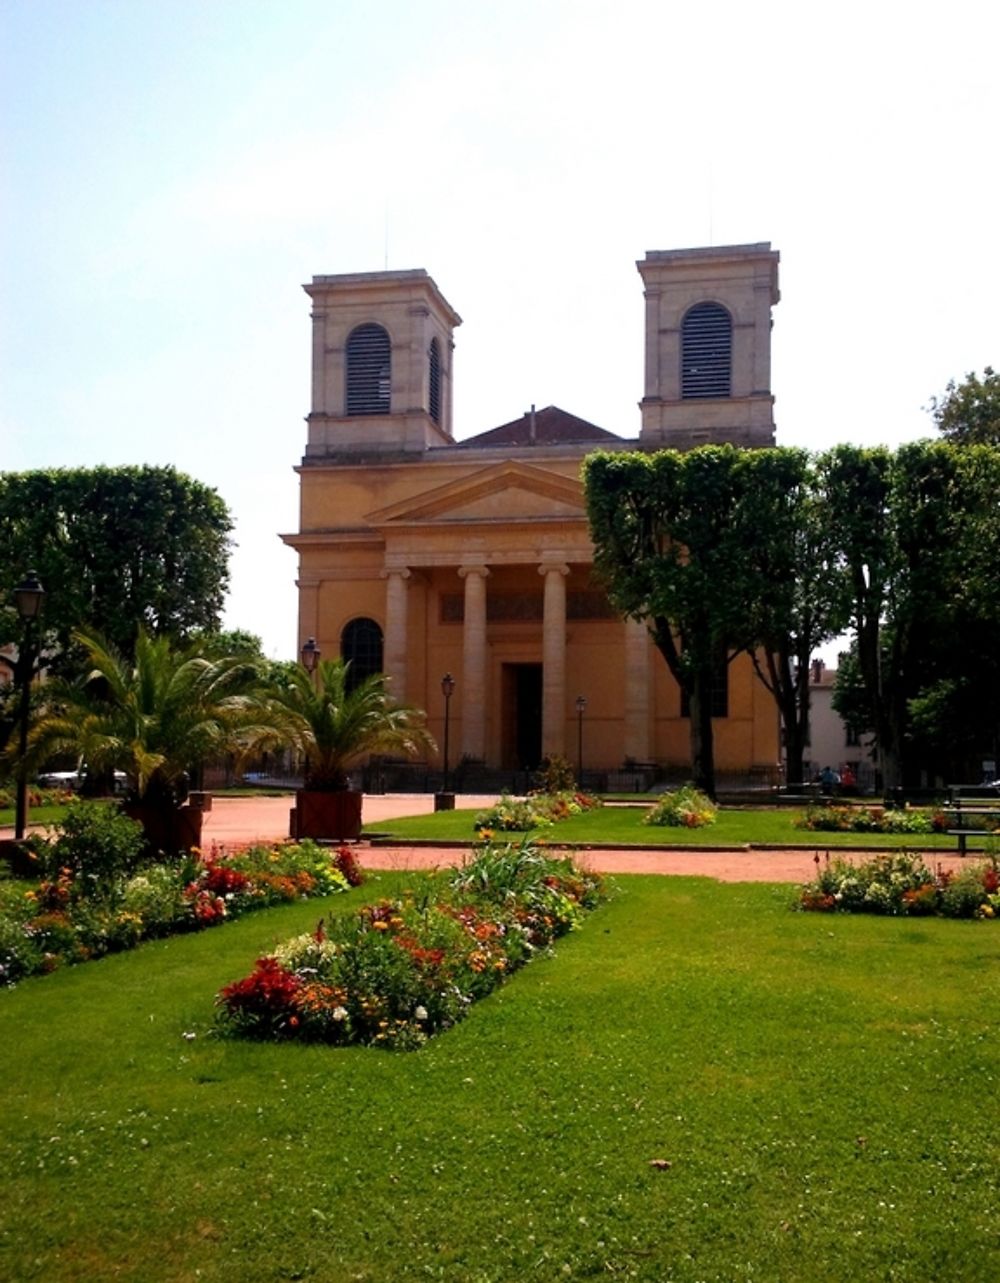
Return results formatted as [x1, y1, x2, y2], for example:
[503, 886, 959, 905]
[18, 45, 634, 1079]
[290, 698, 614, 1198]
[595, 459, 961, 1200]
[575, 694, 587, 786]
[435, 673, 456, 811]
[14, 570, 45, 841]
[300, 636, 321, 677]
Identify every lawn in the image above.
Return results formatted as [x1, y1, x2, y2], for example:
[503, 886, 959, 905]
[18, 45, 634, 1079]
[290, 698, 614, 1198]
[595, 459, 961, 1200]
[1, 871, 998, 1282]
[0, 804, 70, 830]
[364, 803, 983, 851]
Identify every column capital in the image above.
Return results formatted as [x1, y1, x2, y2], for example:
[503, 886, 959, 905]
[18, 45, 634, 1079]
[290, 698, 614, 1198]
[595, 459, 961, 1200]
[458, 564, 490, 580]
[381, 566, 412, 581]
[537, 562, 570, 578]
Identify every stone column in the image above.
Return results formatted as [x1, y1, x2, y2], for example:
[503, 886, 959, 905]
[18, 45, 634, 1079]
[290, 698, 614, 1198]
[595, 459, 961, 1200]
[539, 563, 569, 759]
[459, 565, 490, 761]
[624, 616, 651, 763]
[383, 568, 411, 701]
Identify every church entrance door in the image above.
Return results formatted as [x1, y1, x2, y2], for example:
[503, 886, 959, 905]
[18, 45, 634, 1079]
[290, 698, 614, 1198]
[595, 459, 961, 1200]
[501, 663, 542, 770]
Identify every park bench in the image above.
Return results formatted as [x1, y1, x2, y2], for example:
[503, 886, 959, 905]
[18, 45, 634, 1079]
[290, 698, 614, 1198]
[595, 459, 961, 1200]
[943, 785, 1000, 856]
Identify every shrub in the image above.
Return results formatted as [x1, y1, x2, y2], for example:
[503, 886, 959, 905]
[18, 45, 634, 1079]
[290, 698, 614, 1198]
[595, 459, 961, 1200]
[644, 786, 717, 828]
[474, 790, 601, 833]
[27, 801, 146, 884]
[797, 804, 935, 834]
[533, 755, 576, 794]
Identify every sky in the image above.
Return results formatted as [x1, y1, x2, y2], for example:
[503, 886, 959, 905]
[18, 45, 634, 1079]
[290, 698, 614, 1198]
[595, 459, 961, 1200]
[2, 0, 998, 661]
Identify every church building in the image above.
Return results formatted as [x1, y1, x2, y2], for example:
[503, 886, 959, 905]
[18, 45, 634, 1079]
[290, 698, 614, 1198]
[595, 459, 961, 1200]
[281, 243, 782, 783]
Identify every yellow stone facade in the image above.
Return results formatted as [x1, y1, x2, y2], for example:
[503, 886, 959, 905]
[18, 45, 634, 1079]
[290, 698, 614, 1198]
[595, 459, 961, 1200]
[282, 246, 782, 780]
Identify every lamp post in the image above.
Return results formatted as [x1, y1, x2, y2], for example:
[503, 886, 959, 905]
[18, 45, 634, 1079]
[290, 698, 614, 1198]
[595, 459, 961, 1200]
[14, 570, 45, 842]
[575, 694, 587, 787]
[435, 673, 456, 811]
[300, 636, 321, 681]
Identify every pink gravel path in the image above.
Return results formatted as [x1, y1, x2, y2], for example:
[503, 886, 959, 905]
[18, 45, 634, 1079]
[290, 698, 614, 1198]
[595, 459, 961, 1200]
[197, 795, 975, 884]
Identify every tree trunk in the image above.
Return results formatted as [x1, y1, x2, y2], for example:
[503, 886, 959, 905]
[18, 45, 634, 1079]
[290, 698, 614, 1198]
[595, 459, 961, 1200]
[688, 677, 716, 799]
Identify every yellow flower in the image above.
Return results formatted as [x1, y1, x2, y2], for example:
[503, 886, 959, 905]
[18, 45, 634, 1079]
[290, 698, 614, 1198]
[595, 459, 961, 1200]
[373, 920, 389, 932]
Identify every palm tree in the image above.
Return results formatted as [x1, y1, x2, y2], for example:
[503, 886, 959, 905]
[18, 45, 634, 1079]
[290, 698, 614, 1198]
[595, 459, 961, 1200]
[23, 627, 271, 840]
[261, 658, 435, 792]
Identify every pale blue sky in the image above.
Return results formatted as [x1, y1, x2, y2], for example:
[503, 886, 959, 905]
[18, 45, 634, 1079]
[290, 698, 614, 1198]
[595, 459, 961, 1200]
[3, 0, 997, 659]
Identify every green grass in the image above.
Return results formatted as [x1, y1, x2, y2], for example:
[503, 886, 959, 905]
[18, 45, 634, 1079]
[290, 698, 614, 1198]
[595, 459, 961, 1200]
[0, 804, 70, 829]
[364, 803, 983, 850]
[1, 873, 998, 1282]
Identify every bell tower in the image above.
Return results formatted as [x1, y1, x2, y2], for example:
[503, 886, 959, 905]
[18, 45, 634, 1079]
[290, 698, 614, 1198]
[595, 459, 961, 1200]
[637, 243, 780, 449]
[303, 269, 462, 457]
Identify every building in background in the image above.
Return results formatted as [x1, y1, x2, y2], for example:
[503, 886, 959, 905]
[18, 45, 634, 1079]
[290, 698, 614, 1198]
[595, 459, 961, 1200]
[801, 659, 878, 792]
[281, 245, 782, 784]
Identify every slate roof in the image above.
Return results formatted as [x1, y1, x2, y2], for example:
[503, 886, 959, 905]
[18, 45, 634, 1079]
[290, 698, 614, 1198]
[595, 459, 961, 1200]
[455, 405, 620, 449]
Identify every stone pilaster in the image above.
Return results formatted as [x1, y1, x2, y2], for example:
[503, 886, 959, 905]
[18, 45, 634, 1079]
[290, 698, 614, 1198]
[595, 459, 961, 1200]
[459, 565, 490, 760]
[383, 568, 411, 701]
[539, 563, 570, 759]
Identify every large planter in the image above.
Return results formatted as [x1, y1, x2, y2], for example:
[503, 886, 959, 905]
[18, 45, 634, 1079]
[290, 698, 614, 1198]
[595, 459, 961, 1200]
[122, 802, 204, 854]
[290, 789, 363, 841]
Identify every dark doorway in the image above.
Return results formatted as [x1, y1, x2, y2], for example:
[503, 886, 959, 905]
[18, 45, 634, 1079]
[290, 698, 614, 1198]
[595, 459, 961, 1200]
[501, 663, 543, 770]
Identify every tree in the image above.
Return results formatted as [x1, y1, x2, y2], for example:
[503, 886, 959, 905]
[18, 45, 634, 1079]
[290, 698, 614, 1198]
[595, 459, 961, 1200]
[929, 367, 1000, 445]
[585, 446, 770, 797]
[0, 466, 233, 672]
[740, 453, 852, 786]
[823, 441, 1000, 787]
[258, 658, 435, 791]
[22, 627, 268, 818]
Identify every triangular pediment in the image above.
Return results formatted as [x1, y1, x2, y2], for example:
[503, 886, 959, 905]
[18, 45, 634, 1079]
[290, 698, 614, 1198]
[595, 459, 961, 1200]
[365, 461, 585, 526]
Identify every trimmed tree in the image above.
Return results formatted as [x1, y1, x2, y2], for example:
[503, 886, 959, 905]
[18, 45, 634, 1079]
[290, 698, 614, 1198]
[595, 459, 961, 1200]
[0, 465, 233, 674]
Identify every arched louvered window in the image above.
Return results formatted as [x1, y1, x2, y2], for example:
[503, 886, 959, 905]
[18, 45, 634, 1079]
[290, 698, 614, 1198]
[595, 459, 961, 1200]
[340, 617, 384, 693]
[346, 324, 391, 415]
[681, 302, 732, 399]
[428, 337, 442, 425]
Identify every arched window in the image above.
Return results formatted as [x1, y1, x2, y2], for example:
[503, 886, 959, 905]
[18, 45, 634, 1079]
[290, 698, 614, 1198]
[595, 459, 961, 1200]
[681, 302, 732, 399]
[346, 324, 391, 415]
[340, 617, 384, 692]
[428, 337, 442, 425]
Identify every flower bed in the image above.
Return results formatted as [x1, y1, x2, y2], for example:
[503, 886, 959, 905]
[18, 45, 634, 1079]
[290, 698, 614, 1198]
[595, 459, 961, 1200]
[799, 851, 999, 918]
[216, 841, 606, 1050]
[0, 831, 361, 986]
[473, 790, 602, 833]
[644, 785, 717, 828]
[796, 804, 947, 834]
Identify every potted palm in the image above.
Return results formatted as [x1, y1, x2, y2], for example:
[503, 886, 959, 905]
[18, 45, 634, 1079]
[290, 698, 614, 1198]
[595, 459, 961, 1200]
[262, 658, 435, 841]
[23, 627, 266, 853]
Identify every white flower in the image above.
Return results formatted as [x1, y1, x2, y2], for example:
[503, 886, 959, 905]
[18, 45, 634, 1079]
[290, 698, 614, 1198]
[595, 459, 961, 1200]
[332, 1006, 348, 1022]
[414, 1005, 428, 1021]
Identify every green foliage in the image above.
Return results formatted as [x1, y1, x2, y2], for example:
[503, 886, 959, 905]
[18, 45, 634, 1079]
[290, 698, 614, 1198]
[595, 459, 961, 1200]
[0, 465, 233, 669]
[820, 440, 1000, 785]
[23, 627, 269, 810]
[585, 445, 848, 797]
[644, 785, 717, 828]
[27, 800, 146, 882]
[217, 843, 605, 1048]
[257, 657, 435, 790]
[929, 366, 1000, 445]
